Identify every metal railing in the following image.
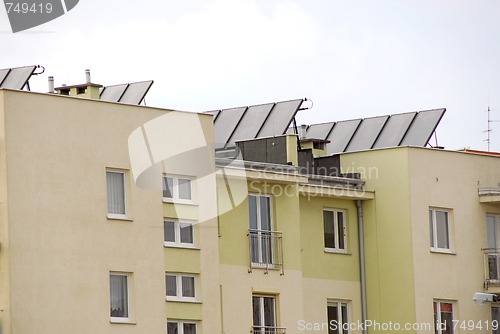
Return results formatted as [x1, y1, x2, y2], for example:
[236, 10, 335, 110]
[251, 326, 286, 334]
[483, 248, 500, 288]
[248, 229, 284, 275]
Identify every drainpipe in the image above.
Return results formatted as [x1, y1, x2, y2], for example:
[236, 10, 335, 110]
[356, 200, 368, 334]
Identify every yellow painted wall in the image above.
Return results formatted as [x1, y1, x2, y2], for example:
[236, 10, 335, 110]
[342, 148, 418, 333]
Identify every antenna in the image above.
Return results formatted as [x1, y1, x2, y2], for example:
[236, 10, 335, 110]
[485, 106, 500, 151]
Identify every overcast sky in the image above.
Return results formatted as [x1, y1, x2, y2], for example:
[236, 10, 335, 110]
[1, 0, 500, 151]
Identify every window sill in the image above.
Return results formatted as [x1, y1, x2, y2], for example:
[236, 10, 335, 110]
[430, 249, 456, 255]
[251, 264, 281, 271]
[324, 248, 350, 255]
[166, 297, 201, 304]
[164, 243, 200, 250]
[110, 318, 136, 325]
[107, 214, 133, 222]
[163, 198, 197, 206]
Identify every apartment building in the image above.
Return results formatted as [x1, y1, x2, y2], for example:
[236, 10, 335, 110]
[341, 147, 500, 334]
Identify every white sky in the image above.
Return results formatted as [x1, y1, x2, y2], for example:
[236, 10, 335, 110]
[1, 0, 500, 151]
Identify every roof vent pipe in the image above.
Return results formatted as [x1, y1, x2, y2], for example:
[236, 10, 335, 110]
[299, 124, 307, 139]
[48, 76, 54, 93]
[85, 69, 91, 84]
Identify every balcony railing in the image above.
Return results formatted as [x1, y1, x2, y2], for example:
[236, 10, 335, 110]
[483, 248, 500, 288]
[248, 229, 284, 275]
[251, 326, 286, 334]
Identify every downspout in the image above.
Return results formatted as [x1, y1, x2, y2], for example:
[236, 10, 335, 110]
[356, 200, 368, 334]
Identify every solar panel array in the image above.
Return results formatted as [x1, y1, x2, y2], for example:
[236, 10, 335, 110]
[100, 80, 153, 105]
[209, 99, 304, 149]
[0, 65, 37, 90]
[304, 108, 445, 154]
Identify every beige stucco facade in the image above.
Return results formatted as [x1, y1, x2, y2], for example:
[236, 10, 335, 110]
[0, 89, 217, 334]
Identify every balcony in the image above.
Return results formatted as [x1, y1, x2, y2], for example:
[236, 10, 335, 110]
[248, 229, 284, 275]
[251, 326, 286, 334]
[483, 248, 500, 292]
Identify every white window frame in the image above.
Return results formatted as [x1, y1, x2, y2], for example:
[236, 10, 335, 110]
[252, 294, 278, 330]
[323, 208, 347, 253]
[165, 273, 197, 302]
[167, 320, 198, 334]
[110, 272, 133, 323]
[433, 300, 455, 334]
[106, 169, 128, 220]
[327, 300, 350, 334]
[163, 175, 194, 204]
[429, 207, 452, 253]
[249, 194, 276, 267]
[164, 219, 196, 248]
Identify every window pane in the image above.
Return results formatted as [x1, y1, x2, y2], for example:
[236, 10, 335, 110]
[178, 178, 192, 200]
[492, 306, 500, 334]
[341, 303, 348, 334]
[167, 322, 178, 334]
[107, 172, 125, 215]
[252, 296, 261, 326]
[166, 275, 177, 296]
[249, 196, 258, 230]
[327, 304, 339, 334]
[260, 197, 271, 231]
[110, 274, 128, 318]
[324, 211, 335, 249]
[163, 177, 173, 198]
[337, 211, 345, 250]
[180, 223, 193, 244]
[429, 210, 434, 247]
[183, 323, 196, 334]
[182, 276, 195, 298]
[440, 302, 453, 334]
[164, 221, 175, 243]
[436, 211, 449, 249]
[263, 297, 275, 327]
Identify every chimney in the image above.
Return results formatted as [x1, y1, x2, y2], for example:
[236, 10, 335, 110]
[299, 124, 307, 139]
[85, 69, 91, 84]
[48, 76, 54, 93]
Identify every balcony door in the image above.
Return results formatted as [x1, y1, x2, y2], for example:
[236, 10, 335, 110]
[487, 215, 500, 281]
[249, 195, 273, 265]
[253, 295, 277, 334]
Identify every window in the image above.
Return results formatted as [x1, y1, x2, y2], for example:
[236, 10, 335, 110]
[433, 301, 454, 334]
[110, 272, 132, 321]
[249, 195, 280, 267]
[492, 305, 500, 334]
[107, 170, 127, 218]
[163, 176, 193, 203]
[323, 209, 347, 252]
[166, 273, 196, 301]
[253, 295, 279, 333]
[164, 219, 195, 247]
[167, 321, 197, 334]
[487, 215, 500, 282]
[327, 301, 349, 334]
[429, 208, 451, 251]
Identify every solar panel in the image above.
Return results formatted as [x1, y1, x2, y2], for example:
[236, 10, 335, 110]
[205, 110, 220, 121]
[306, 122, 335, 140]
[213, 107, 247, 149]
[100, 84, 128, 102]
[257, 99, 303, 138]
[0, 69, 10, 86]
[226, 103, 274, 147]
[0, 65, 36, 90]
[118, 80, 153, 105]
[372, 112, 417, 149]
[325, 119, 362, 154]
[400, 109, 445, 146]
[345, 116, 389, 152]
